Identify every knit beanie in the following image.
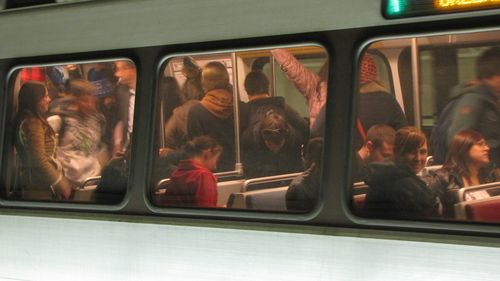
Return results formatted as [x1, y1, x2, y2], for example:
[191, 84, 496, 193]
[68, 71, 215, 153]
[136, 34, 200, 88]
[359, 54, 377, 85]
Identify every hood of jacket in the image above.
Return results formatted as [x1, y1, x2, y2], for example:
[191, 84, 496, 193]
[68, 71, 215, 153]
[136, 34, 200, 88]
[200, 89, 233, 119]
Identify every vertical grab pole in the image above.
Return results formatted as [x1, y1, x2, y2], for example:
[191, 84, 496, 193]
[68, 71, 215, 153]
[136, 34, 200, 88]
[411, 37, 422, 130]
[231, 52, 243, 175]
[271, 53, 277, 97]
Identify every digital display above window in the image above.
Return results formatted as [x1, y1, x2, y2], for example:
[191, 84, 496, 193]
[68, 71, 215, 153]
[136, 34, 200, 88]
[384, 0, 500, 18]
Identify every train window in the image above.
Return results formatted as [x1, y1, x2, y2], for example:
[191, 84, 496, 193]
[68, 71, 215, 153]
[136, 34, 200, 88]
[151, 45, 329, 212]
[352, 29, 500, 224]
[2, 59, 136, 204]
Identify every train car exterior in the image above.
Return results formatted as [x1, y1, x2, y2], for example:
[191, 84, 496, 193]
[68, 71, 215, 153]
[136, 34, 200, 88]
[1, 0, 500, 280]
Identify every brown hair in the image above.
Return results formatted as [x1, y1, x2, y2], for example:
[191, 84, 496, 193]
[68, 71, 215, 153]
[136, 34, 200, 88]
[394, 126, 427, 159]
[244, 71, 269, 96]
[184, 136, 222, 158]
[201, 61, 229, 92]
[366, 124, 396, 148]
[66, 79, 97, 97]
[260, 111, 289, 146]
[444, 130, 486, 181]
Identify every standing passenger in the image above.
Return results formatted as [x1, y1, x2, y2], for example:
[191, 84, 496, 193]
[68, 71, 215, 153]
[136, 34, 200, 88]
[164, 136, 222, 208]
[356, 54, 407, 149]
[14, 81, 72, 200]
[187, 61, 235, 172]
[437, 47, 500, 167]
[47, 79, 105, 189]
[240, 70, 308, 141]
[113, 60, 137, 156]
[271, 48, 328, 128]
[364, 127, 441, 219]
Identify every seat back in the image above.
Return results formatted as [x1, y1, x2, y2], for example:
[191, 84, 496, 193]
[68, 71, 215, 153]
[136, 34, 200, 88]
[227, 186, 289, 211]
[465, 198, 500, 223]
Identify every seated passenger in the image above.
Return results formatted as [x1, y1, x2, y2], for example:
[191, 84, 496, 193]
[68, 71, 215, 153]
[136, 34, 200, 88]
[242, 111, 305, 178]
[92, 144, 130, 204]
[240, 70, 309, 140]
[163, 136, 222, 208]
[187, 61, 235, 172]
[14, 81, 72, 200]
[427, 130, 500, 218]
[364, 127, 441, 219]
[286, 138, 323, 212]
[353, 124, 396, 182]
[47, 79, 106, 189]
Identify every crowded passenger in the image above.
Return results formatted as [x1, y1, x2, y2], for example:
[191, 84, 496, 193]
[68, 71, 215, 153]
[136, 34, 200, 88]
[240, 70, 309, 143]
[113, 60, 137, 156]
[47, 79, 106, 189]
[353, 124, 396, 182]
[286, 137, 324, 212]
[187, 61, 235, 172]
[427, 130, 500, 217]
[242, 110, 305, 178]
[271, 48, 328, 129]
[163, 68, 204, 155]
[180, 56, 204, 103]
[364, 127, 441, 219]
[355, 54, 407, 149]
[163, 136, 222, 208]
[14, 81, 72, 200]
[160, 76, 182, 124]
[430, 46, 500, 167]
[92, 142, 130, 204]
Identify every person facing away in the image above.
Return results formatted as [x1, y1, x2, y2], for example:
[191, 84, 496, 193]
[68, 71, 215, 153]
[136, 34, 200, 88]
[240, 70, 309, 142]
[364, 126, 441, 219]
[47, 79, 106, 189]
[14, 81, 72, 200]
[163, 136, 222, 208]
[440, 47, 500, 168]
[270, 48, 328, 129]
[355, 53, 407, 150]
[113, 60, 137, 156]
[242, 110, 305, 178]
[163, 65, 205, 155]
[353, 124, 396, 183]
[286, 137, 324, 212]
[427, 130, 500, 218]
[180, 56, 204, 103]
[187, 61, 235, 172]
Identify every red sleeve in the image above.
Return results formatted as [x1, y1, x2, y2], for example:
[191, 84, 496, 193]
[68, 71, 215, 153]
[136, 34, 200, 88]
[195, 171, 218, 207]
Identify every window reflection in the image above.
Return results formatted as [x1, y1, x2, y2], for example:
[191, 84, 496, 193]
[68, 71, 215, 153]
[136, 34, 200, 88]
[353, 30, 500, 223]
[5, 60, 135, 203]
[152, 46, 329, 212]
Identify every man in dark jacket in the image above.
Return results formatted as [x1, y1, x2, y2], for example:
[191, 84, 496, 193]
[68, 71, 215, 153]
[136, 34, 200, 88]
[446, 47, 500, 168]
[240, 71, 309, 142]
[187, 61, 235, 172]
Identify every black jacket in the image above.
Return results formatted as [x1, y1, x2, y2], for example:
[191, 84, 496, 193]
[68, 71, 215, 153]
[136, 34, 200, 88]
[426, 166, 500, 218]
[364, 162, 441, 219]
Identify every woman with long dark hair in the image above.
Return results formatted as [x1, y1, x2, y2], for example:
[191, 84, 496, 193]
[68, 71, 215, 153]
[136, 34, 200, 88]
[14, 81, 72, 200]
[428, 130, 499, 217]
